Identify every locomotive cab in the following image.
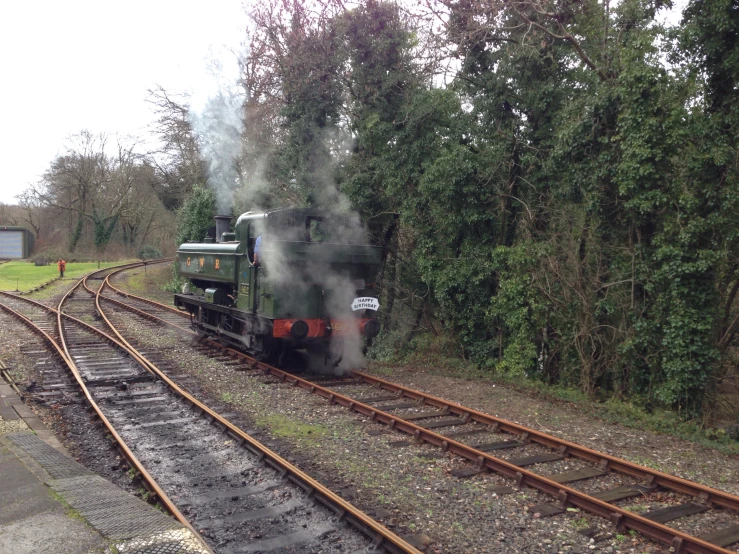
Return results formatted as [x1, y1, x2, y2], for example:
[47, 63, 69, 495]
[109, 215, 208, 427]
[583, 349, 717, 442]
[175, 208, 382, 367]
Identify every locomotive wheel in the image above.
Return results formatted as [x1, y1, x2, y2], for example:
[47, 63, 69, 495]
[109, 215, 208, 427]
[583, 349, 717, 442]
[277, 348, 308, 371]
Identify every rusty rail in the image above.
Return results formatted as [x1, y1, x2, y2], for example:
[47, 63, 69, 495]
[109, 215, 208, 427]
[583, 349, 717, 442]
[95, 265, 739, 554]
[0, 263, 214, 554]
[88, 269, 422, 554]
[350, 372, 739, 511]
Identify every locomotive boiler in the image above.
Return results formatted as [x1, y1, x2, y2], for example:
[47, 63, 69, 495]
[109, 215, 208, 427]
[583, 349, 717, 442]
[174, 208, 382, 367]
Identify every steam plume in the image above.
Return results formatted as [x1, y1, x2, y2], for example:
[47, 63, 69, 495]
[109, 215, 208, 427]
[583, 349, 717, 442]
[188, 53, 245, 215]
[187, 46, 376, 375]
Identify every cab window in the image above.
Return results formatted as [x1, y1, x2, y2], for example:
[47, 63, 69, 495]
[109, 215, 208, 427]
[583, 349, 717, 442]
[246, 223, 262, 263]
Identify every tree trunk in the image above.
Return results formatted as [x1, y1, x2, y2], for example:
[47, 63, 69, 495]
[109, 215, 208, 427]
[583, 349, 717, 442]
[382, 220, 399, 331]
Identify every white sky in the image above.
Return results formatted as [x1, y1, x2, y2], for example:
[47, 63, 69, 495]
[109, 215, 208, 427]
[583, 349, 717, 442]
[0, 0, 247, 204]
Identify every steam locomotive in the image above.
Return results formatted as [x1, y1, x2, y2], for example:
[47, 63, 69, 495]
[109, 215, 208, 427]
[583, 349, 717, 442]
[174, 208, 382, 367]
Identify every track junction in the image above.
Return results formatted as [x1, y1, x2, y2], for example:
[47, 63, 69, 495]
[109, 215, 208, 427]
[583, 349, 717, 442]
[0, 260, 419, 554]
[1, 259, 738, 553]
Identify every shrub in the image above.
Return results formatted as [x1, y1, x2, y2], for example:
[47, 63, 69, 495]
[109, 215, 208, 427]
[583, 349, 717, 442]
[138, 245, 162, 260]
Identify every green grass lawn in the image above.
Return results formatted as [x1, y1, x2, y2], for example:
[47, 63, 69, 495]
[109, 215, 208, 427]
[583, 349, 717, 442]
[0, 261, 123, 292]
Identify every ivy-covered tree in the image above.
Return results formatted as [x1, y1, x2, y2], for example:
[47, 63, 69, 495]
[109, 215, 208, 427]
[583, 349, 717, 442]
[176, 185, 216, 245]
[336, 0, 421, 330]
[237, 0, 739, 418]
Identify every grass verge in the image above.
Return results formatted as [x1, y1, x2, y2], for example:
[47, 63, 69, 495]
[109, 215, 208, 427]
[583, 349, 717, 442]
[0, 261, 123, 292]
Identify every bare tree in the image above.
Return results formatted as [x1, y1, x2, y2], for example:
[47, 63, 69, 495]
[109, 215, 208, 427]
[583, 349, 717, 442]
[118, 162, 170, 248]
[16, 191, 42, 238]
[32, 131, 142, 253]
[145, 86, 207, 209]
[0, 203, 19, 226]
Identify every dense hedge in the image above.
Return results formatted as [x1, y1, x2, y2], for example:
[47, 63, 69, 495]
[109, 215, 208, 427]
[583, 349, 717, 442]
[208, 0, 739, 418]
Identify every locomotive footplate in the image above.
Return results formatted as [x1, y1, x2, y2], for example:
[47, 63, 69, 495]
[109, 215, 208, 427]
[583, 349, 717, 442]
[174, 292, 273, 354]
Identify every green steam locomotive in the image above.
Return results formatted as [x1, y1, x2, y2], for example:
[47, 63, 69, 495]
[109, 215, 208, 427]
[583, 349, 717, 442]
[174, 208, 382, 367]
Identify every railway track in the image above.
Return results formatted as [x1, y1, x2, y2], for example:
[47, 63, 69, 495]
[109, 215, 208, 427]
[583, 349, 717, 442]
[0, 261, 419, 554]
[93, 262, 739, 554]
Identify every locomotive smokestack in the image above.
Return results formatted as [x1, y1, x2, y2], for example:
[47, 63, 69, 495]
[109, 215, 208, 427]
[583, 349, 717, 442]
[214, 215, 232, 243]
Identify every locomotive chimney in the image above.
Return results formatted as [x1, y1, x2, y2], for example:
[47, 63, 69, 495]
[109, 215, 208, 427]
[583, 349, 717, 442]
[214, 215, 232, 243]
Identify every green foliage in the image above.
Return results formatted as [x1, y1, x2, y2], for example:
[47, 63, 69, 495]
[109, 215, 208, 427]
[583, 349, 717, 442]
[371, 0, 738, 417]
[365, 329, 408, 362]
[175, 185, 216, 245]
[163, 260, 185, 293]
[0, 261, 121, 292]
[369, 332, 480, 377]
[92, 211, 119, 252]
[167, 186, 216, 293]
[69, 215, 83, 252]
[273, 13, 345, 207]
[239, 0, 739, 420]
[682, 0, 739, 119]
[137, 245, 162, 260]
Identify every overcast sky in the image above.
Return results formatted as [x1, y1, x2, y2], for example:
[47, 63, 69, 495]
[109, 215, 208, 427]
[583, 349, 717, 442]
[0, 1, 688, 206]
[0, 0, 247, 204]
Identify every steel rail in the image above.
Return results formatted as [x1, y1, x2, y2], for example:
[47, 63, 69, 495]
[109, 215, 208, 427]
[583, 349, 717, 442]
[0, 289, 214, 554]
[0, 357, 24, 397]
[241, 366, 735, 554]
[349, 372, 739, 512]
[95, 269, 739, 554]
[91, 272, 422, 554]
[105, 267, 189, 317]
[0, 275, 161, 379]
[0, 264, 215, 553]
[99, 279, 739, 511]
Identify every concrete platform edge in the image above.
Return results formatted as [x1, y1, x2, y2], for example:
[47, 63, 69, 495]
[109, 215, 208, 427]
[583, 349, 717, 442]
[0, 380, 209, 553]
[0, 380, 68, 453]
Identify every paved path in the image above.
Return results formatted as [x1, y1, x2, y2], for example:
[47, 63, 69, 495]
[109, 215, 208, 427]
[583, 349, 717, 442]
[0, 380, 208, 554]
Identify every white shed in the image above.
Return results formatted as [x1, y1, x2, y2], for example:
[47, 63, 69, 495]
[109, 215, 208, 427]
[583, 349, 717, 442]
[0, 227, 35, 259]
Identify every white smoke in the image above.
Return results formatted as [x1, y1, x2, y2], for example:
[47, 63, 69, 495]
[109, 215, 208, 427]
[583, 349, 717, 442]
[188, 49, 246, 215]
[185, 42, 378, 375]
[306, 126, 356, 212]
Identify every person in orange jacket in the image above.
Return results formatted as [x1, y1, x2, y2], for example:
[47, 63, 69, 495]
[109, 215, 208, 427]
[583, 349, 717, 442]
[57, 259, 66, 278]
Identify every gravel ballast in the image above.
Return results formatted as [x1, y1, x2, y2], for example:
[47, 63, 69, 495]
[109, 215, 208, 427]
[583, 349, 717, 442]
[3, 264, 735, 553]
[100, 291, 702, 553]
[108, 267, 739, 553]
